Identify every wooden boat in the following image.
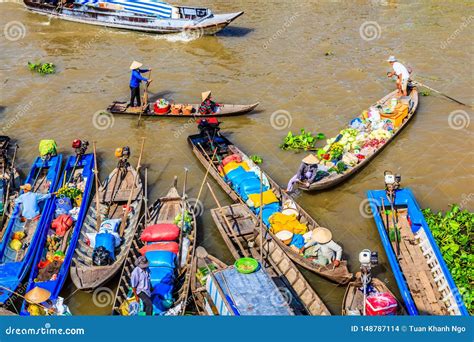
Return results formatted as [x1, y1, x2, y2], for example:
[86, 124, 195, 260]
[191, 248, 297, 316]
[107, 101, 259, 118]
[298, 86, 419, 191]
[70, 160, 143, 291]
[188, 128, 353, 284]
[367, 183, 469, 315]
[342, 273, 404, 315]
[20, 153, 94, 315]
[206, 204, 331, 315]
[24, 0, 243, 35]
[0, 136, 19, 230]
[0, 154, 63, 304]
[112, 178, 196, 315]
[0, 306, 16, 315]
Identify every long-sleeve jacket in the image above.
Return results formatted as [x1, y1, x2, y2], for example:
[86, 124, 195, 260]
[129, 69, 149, 88]
[15, 192, 51, 219]
[304, 240, 343, 261]
[297, 163, 318, 183]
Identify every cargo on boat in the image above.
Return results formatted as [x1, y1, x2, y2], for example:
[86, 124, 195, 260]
[23, 0, 243, 35]
[366, 172, 469, 316]
[188, 121, 353, 284]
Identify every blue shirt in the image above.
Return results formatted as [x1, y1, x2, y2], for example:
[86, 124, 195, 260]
[129, 69, 149, 88]
[130, 267, 151, 296]
[15, 192, 51, 219]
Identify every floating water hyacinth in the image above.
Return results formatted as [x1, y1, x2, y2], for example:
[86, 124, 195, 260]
[27, 61, 55, 75]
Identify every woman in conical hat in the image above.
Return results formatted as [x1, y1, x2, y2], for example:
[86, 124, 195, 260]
[286, 154, 319, 192]
[129, 61, 151, 108]
[301, 227, 343, 267]
[198, 90, 220, 115]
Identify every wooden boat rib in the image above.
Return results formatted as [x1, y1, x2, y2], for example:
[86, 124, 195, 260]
[23, 1, 243, 35]
[107, 102, 259, 118]
[299, 86, 419, 191]
[20, 153, 95, 314]
[112, 178, 196, 315]
[70, 163, 143, 291]
[342, 273, 404, 315]
[187, 131, 353, 284]
[208, 204, 331, 315]
[367, 187, 469, 316]
[0, 155, 63, 304]
[0, 136, 19, 230]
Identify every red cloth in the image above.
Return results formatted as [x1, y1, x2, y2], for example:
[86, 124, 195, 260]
[139, 242, 179, 255]
[140, 224, 180, 242]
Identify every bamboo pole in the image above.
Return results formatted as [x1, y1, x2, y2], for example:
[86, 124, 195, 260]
[92, 142, 102, 230]
[119, 138, 145, 237]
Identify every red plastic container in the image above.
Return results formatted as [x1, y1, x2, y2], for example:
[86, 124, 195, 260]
[365, 292, 398, 316]
[154, 102, 170, 115]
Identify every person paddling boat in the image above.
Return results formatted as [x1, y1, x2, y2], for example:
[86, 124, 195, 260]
[301, 227, 343, 267]
[129, 61, 152, 108]
[286, 154, 319, 192]
[198, 91, 221, 115]
[386, 56, 410, 96]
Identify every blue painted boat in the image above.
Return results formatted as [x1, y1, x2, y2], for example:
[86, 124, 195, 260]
[0, 154, 62, 304]
[367, 187, 469, 316]
[20, 153, 94, 315]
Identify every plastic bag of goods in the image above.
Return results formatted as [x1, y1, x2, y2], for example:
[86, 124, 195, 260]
[39, 140, 57, 158]
[365, 292, 398, 316]
[141, 224, 180, 242]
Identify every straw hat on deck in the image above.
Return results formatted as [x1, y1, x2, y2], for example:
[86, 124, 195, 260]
[20, 183, 32, 191]
[25, 286, 51, 304]
[130, 61, 143, 70]
[201, 91, 212, 102]
[302, 154, 318, 165]
[310, 227, 332, 244]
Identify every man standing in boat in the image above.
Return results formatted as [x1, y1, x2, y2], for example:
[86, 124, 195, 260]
[128, 61, 151, 108]
[386, 56, 410, 96]
[301, 227, 343, 267]
[131, 256, 153, 316]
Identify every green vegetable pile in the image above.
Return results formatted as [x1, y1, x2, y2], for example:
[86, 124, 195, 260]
[280, 129, 325, 151]
[28, 62, 55, 75]
[250, 155, 263, 164]
[422, 204, 473, 314]
[419, 89, 431, 96]
[57, 186, 82, 201]
[175, 210, 193, 232]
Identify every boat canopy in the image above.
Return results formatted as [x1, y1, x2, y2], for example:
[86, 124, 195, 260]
[79, 0, 175, 17]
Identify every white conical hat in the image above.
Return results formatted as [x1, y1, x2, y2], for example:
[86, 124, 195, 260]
[201, 91, 212, 102]
[25, 286, 51, 304]
[311, 227, 332, 244]
[302, 154, 319, 165]
[130, 61, 143, 70]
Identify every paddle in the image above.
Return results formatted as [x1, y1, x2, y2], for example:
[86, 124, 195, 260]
[1, 143, 18, 223]
[196, 147, 217, 203]
[206, 182, 249, 257]
[176, 167, 188, 269]
[258, 170, 264, 263]
[92, 142, 102, 231]
[119, 137, 145, 237]
[411, 80, 468, 106]
[195, 247, 240, 316]
[138, 70, 152, 125]
[144, 167, 150, 226]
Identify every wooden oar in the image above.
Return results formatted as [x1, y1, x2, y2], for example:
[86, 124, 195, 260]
[138, 70, 152, 125]
[119, 137, 145, 237]
[1, 144, 18, 223]
[258, 170, 264, 263]
[411, 80, 468, 106]
[144, 167, 150, 226]
[176, 167, 188, 268]
[196, 147, 217, 203]
[206, 182, 249, 257]
[92, 142, 102, 231]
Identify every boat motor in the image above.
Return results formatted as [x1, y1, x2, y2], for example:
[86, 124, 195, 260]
[359, 249, 378, 315]
[384, 170, 401, 193]
[72, 139, 89, 156]
[115, 146, 131, 169]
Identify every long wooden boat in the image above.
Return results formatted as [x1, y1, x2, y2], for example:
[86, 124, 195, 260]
[24, 0, 243, 35]
[107, 101, 259, 118]
[112, 178, 196, 315]
[367, 185, 469, 315]
[207, 204, 331, 315]
[188, 129, 353, 284]
[191, 249, 298, 316]
[298, 86, 419, 191]
[70, 161, 143, 291]
[0, 136, 19, 230]
[0, 154, 63, 304]
[20, 153, 94, 315]
[342, 273, 404, 315]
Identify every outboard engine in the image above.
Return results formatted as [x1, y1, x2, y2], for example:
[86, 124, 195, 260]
[197, 118, 220, 137]
[72, 139, 89, 156]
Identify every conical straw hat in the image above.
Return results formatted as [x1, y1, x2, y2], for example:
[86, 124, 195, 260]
[311, 227, 332, 244]
[130, 61, 143, 70]
[201, 91, 212, 102]
[302, 154, 319, 165]
[25, 286, 51, 304]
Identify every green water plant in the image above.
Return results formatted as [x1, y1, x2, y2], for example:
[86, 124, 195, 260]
[250, 155, 263, 164]
[280, 129, 325, 151]
[422, 204, 473, 314]
[419, 89, 431, 96]
[28, 62, 55, 75]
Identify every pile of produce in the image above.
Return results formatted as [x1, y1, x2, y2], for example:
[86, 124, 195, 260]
[156, 98, 170, 109]
[28, 62, 55, 75]
[57, 186, 82, 201]
[280, 129, 325, 151]
[422, 204, 473, 314]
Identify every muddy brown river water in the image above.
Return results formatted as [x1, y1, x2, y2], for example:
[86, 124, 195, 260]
[1, 0, 473, 315]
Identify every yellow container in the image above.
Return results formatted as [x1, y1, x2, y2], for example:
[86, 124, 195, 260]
[380, 104, 408, 128]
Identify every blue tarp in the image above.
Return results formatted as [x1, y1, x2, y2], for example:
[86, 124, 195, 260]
[79, 0, 174, 17]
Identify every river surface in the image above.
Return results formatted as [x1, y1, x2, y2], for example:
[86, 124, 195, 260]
[1, 0, 473, 315]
